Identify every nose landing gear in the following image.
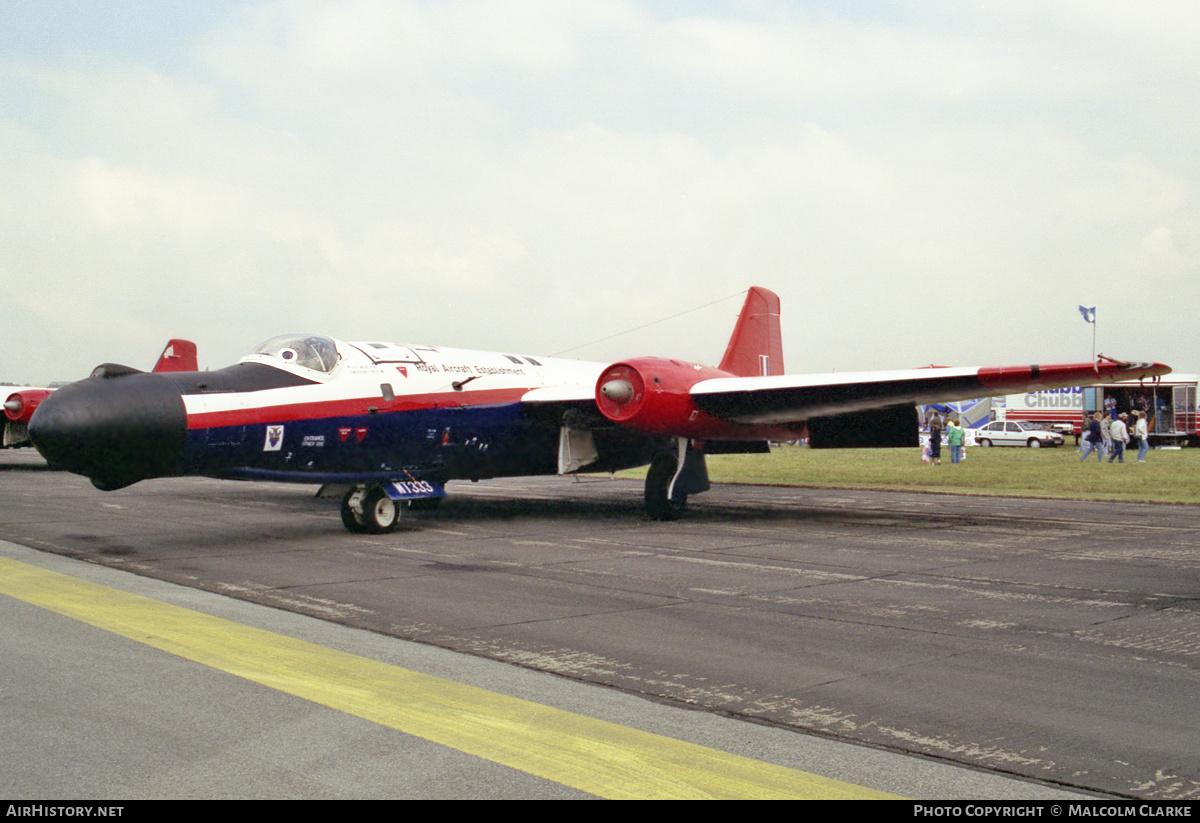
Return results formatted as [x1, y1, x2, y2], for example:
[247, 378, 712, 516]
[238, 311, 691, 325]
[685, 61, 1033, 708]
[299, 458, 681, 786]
[341, 486, 401, 533]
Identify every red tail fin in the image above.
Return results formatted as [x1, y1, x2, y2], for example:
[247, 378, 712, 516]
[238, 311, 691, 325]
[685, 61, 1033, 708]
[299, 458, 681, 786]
[152, 339, 198, 373]
[718, 287, 783, 377]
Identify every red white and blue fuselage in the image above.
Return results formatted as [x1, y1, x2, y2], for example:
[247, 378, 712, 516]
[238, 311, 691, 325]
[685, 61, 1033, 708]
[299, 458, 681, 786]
[180, 336, 625, 484]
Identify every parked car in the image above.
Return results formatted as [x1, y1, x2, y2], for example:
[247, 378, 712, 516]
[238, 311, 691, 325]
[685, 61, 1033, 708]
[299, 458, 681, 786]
[1050, 422, 1076, 437]
[975, 420, 1065, 448]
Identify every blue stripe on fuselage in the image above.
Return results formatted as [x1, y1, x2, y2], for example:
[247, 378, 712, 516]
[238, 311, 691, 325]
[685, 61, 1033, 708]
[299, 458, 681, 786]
[182, 402, 561, 483]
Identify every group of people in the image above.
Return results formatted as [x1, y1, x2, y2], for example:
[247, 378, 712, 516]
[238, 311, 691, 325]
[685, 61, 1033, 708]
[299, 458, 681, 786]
[926, 409, 1153, 466]
[1080, 410, 1151, 463]
[926, 414, 967, 465]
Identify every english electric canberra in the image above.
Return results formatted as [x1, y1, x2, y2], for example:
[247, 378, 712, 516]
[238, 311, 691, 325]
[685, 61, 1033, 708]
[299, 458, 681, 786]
[28, 289, 1169, 532]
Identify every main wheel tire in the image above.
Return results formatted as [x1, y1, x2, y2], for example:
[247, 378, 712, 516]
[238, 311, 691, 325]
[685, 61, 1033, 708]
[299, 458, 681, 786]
[978, 438, 992, 447]
[361, 487, 400, 533]
[1028, 439, 1041, 448]
[645, 456, 686, 521]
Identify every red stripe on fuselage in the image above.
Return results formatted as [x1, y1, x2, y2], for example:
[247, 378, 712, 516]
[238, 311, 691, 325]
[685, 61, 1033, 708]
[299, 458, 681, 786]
[185, 387, 531, 430]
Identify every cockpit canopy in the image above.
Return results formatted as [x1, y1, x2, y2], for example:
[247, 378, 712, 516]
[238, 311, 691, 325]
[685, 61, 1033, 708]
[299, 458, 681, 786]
[250, 334, 340, 374]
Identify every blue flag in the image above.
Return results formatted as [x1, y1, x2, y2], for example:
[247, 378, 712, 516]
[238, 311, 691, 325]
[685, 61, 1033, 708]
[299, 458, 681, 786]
[1078, 305, 1096, 324]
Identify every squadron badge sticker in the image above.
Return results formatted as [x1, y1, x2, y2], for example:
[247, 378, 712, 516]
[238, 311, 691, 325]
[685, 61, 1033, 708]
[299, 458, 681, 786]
[264, 425, 284, 451]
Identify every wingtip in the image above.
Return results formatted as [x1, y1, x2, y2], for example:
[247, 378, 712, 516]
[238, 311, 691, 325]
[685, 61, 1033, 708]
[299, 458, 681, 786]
[977, 359, 1173, 392]
[1102, 357, 1172, 380]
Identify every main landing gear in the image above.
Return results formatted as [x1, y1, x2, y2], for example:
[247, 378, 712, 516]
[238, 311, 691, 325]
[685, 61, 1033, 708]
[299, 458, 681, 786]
[644, 440, 710, 521]
[645, 454, 688, 521]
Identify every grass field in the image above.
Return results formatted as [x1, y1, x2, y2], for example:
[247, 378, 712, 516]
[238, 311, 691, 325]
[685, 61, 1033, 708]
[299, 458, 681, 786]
[667, 443, 1200, 505]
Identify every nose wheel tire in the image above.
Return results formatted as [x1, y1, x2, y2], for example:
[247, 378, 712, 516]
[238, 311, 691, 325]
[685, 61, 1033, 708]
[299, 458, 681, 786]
[341, 486, 401, 534]
[340, 488, 367, 533]
[362, 487, 400, 532]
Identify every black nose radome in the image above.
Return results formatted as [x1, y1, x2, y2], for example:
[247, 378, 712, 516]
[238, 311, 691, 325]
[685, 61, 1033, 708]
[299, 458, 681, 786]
[29, 367, 187, 490]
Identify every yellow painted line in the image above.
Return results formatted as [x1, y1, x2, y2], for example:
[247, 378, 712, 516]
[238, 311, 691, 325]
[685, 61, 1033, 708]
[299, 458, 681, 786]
[0, 556, 898, 799]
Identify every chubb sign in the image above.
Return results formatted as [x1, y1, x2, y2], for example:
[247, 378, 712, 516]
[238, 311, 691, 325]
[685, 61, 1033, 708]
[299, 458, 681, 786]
[1012, 387, 1084, 410]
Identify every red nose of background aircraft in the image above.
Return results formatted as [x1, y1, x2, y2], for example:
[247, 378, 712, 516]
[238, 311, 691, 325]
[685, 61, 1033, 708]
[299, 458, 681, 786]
[27, 289, 1170, 532]
[5, 339, 196, 451]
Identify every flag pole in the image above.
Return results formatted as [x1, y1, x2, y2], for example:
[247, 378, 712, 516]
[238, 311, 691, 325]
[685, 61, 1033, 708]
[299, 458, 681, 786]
[1078, 305, 1097, 365]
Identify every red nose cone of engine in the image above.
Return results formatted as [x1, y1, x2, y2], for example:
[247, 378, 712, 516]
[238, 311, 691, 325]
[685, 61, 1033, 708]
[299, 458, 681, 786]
[4, 389, 52, 423]
[599, 378, 635, 405]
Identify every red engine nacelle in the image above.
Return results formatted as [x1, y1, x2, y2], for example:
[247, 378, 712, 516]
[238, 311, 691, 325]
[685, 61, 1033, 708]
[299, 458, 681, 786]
[595, 357, 750, 439]
[4, 389, 52, 424]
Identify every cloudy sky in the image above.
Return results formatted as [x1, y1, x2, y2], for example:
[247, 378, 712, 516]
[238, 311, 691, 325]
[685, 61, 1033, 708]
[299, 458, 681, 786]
[2, 1, 1196, 385]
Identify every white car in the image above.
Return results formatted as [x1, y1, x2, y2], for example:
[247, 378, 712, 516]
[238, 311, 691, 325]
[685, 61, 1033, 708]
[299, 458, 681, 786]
[975, 420, 1064, 448]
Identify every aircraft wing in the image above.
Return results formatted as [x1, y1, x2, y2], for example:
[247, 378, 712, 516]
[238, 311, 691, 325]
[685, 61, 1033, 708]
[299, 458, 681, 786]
[690, 360, 1171, 426]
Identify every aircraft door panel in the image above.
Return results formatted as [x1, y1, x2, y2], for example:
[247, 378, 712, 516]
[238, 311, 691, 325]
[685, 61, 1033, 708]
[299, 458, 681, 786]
[433, 403, 559, 480]
[191, 394, 246, 447]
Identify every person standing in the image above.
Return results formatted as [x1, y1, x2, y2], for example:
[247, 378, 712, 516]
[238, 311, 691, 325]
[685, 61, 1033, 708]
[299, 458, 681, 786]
[947, 418, 966, 464]
[1108, 413, 1129, 463]
[929, 413, 943, 465]
[1127, 410, 1140, 461]
[1100, 413, 1113, 458]
[1080, 412, 1104, 462]
[1134, 410, 1150, 462]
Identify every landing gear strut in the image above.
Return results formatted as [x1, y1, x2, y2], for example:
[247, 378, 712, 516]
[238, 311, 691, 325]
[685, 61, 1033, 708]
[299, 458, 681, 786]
[644, 439, 710, 521]
[645, 454, 687, 521]
[340, 485, 401, 533]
